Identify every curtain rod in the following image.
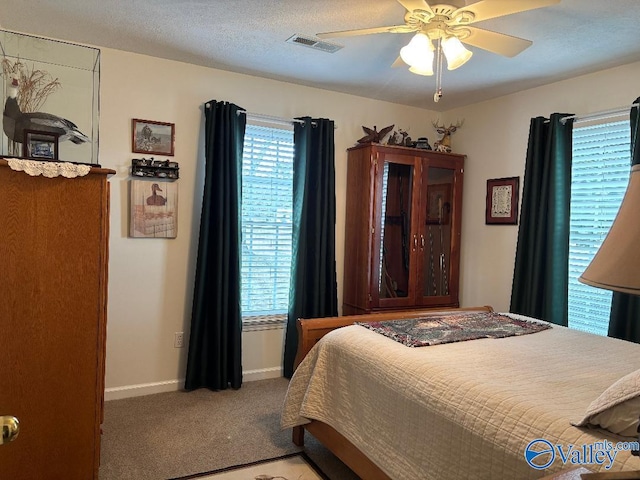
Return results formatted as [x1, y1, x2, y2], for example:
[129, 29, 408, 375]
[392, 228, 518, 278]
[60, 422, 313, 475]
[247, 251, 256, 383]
[237, 111, 306, 126]
[560, 103, 639, 125]
[238, 110, 338, 129]
[204, 103, 337, 128]
[203, 104, 303, 125]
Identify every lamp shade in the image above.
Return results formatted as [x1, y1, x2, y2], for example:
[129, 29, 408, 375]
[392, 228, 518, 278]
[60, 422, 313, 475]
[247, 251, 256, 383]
[579, 164, 640, 295]
[441, 36, 473, 70]
[400, 33, 434, 75]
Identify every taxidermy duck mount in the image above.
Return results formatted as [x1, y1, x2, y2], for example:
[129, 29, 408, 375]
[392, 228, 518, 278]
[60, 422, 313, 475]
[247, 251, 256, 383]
[3, 74, 90, 156]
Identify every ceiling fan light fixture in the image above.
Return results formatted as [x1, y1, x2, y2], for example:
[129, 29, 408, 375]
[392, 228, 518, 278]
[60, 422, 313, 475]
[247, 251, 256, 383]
[409, 64, 434, 76]
[400, 32, 434, 68]
[316, 0, 559, 102]
[406, 50, 435, 75]
[441, 35, 473, 70]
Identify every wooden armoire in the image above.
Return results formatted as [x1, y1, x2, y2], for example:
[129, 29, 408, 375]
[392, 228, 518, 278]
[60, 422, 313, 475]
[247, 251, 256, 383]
[343, 143, 465, 315]
[0, 159, 114, 479]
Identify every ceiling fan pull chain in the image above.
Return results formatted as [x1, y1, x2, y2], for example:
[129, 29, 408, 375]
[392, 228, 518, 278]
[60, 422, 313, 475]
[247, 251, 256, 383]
[434, 38, 443, 102]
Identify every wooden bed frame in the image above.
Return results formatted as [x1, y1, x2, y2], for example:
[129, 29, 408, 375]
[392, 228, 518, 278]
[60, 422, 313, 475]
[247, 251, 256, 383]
[290, 305, 494, 479]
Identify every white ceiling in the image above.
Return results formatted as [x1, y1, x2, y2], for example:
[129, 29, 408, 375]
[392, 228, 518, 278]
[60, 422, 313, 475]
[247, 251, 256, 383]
[2, 0, 640, 111]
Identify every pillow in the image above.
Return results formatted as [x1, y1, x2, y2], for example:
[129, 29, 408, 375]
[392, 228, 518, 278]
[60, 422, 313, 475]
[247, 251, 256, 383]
[572, 369, 640, 437]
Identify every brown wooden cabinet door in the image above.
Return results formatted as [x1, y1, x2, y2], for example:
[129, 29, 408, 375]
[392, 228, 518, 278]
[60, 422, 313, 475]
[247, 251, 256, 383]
[0, 165, 109, 480]
[416, 156, 464, 307]
[370, 151, 420, 310]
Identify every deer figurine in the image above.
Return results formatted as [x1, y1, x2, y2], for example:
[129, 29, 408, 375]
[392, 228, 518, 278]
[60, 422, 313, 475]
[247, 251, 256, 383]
[432, 119, 464, 153]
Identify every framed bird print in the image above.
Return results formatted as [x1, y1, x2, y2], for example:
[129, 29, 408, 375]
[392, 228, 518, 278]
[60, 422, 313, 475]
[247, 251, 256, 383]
[129, 179, 178, 238]
[23, 130, 60, 160]
[132, 119, 175, 156]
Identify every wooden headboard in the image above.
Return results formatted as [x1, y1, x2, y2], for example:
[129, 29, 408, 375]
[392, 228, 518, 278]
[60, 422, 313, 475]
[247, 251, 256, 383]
[293, 305, 494, 369]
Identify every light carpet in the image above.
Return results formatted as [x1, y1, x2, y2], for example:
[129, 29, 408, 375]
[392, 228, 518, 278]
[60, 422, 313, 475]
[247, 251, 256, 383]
[99, 377, 359, 480]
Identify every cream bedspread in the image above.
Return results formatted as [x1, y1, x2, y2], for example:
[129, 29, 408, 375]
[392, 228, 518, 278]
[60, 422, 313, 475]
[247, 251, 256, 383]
[281, 314, 640, 479]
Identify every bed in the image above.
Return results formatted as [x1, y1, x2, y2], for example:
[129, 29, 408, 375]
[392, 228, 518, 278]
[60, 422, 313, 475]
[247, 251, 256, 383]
[281, 306, 640, 479]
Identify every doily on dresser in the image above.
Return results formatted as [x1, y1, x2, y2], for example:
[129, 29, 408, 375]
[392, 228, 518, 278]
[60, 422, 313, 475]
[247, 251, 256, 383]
[7, 158, 92, 178]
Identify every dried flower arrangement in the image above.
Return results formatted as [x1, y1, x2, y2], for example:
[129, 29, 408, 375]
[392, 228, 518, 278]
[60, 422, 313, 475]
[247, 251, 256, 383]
[2, 57, 61, 155]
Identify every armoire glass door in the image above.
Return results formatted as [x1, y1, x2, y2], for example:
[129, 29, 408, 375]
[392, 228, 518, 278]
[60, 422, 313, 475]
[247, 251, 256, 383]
[421, 166, 455, 300]
[377, 160, 414, 302]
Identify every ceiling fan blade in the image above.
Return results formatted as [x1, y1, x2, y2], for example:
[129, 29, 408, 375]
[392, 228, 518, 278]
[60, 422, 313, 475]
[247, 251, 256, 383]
[391, 56, 406, 68]
[462, 26, 532, 57]
[396, 0, 433, 15]
[456, 0, 560, 24]
[317, 25, 414, 38]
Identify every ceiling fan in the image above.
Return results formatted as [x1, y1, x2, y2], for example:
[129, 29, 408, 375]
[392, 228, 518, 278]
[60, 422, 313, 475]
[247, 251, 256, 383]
[316, 0, 560, 102]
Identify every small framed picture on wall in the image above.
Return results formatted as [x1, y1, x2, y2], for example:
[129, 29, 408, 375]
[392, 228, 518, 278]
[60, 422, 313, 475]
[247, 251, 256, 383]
[485, 177, 519, 225]
[132, 119, 175, 156]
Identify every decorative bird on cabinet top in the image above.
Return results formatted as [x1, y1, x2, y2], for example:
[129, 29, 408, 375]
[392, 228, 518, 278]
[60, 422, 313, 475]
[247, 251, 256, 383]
[3, 75, 90, 145]
[357, 124, 394, 144]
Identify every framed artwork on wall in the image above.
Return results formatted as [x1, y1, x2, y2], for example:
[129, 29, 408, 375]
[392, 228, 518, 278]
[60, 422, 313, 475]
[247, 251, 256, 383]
[129, 179, 178, 238]
[485, 177, 519, 225]
[132, 119, 175, 156]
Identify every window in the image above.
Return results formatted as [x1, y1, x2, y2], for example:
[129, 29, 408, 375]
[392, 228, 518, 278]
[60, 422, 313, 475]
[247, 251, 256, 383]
[568, 120, 630, 335]
[241, 124, 294, 324]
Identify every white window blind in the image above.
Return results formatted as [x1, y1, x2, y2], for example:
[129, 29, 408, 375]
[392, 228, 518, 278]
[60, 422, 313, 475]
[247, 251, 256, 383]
[568, 120, 630, 335]
[241, 124, 294, 318]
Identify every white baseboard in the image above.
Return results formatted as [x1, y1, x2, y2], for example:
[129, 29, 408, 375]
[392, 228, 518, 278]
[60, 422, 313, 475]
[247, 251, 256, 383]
[104, 367, 283, 401]
[243, 366, 282, 382]
[105, 379, 183, 401]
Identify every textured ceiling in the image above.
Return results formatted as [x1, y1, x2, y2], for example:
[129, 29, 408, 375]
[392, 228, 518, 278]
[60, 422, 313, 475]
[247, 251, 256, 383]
[1, 0, 640, 111]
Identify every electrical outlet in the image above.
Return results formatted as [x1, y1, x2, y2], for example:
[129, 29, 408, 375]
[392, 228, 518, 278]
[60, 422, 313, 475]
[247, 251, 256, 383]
[174, 332, 184, 348]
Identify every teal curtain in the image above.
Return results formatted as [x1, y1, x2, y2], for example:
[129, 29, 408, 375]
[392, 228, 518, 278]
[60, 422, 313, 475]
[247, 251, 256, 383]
[283, 117, 338, 378]
[510, 113, 574, 325]
[185, 100, 246, 391]
[608, 97, 640, 342]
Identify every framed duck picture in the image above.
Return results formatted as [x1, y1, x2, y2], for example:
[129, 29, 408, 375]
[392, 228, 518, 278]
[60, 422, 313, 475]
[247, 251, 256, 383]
[129, 179, 178, 238]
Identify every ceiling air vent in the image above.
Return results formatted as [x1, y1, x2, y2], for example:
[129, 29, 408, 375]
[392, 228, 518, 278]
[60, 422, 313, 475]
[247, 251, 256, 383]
[286, 34, 343, 54]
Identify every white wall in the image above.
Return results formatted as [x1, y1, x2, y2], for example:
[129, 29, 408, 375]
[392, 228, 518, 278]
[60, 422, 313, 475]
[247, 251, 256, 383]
[99, 47, 440, 399]
[446, 61, 640, 312]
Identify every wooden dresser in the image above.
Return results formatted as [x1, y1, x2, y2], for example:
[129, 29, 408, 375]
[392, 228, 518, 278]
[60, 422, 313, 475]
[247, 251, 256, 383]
[343, 143, 465, 315]
[0, 159, 114, 479]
